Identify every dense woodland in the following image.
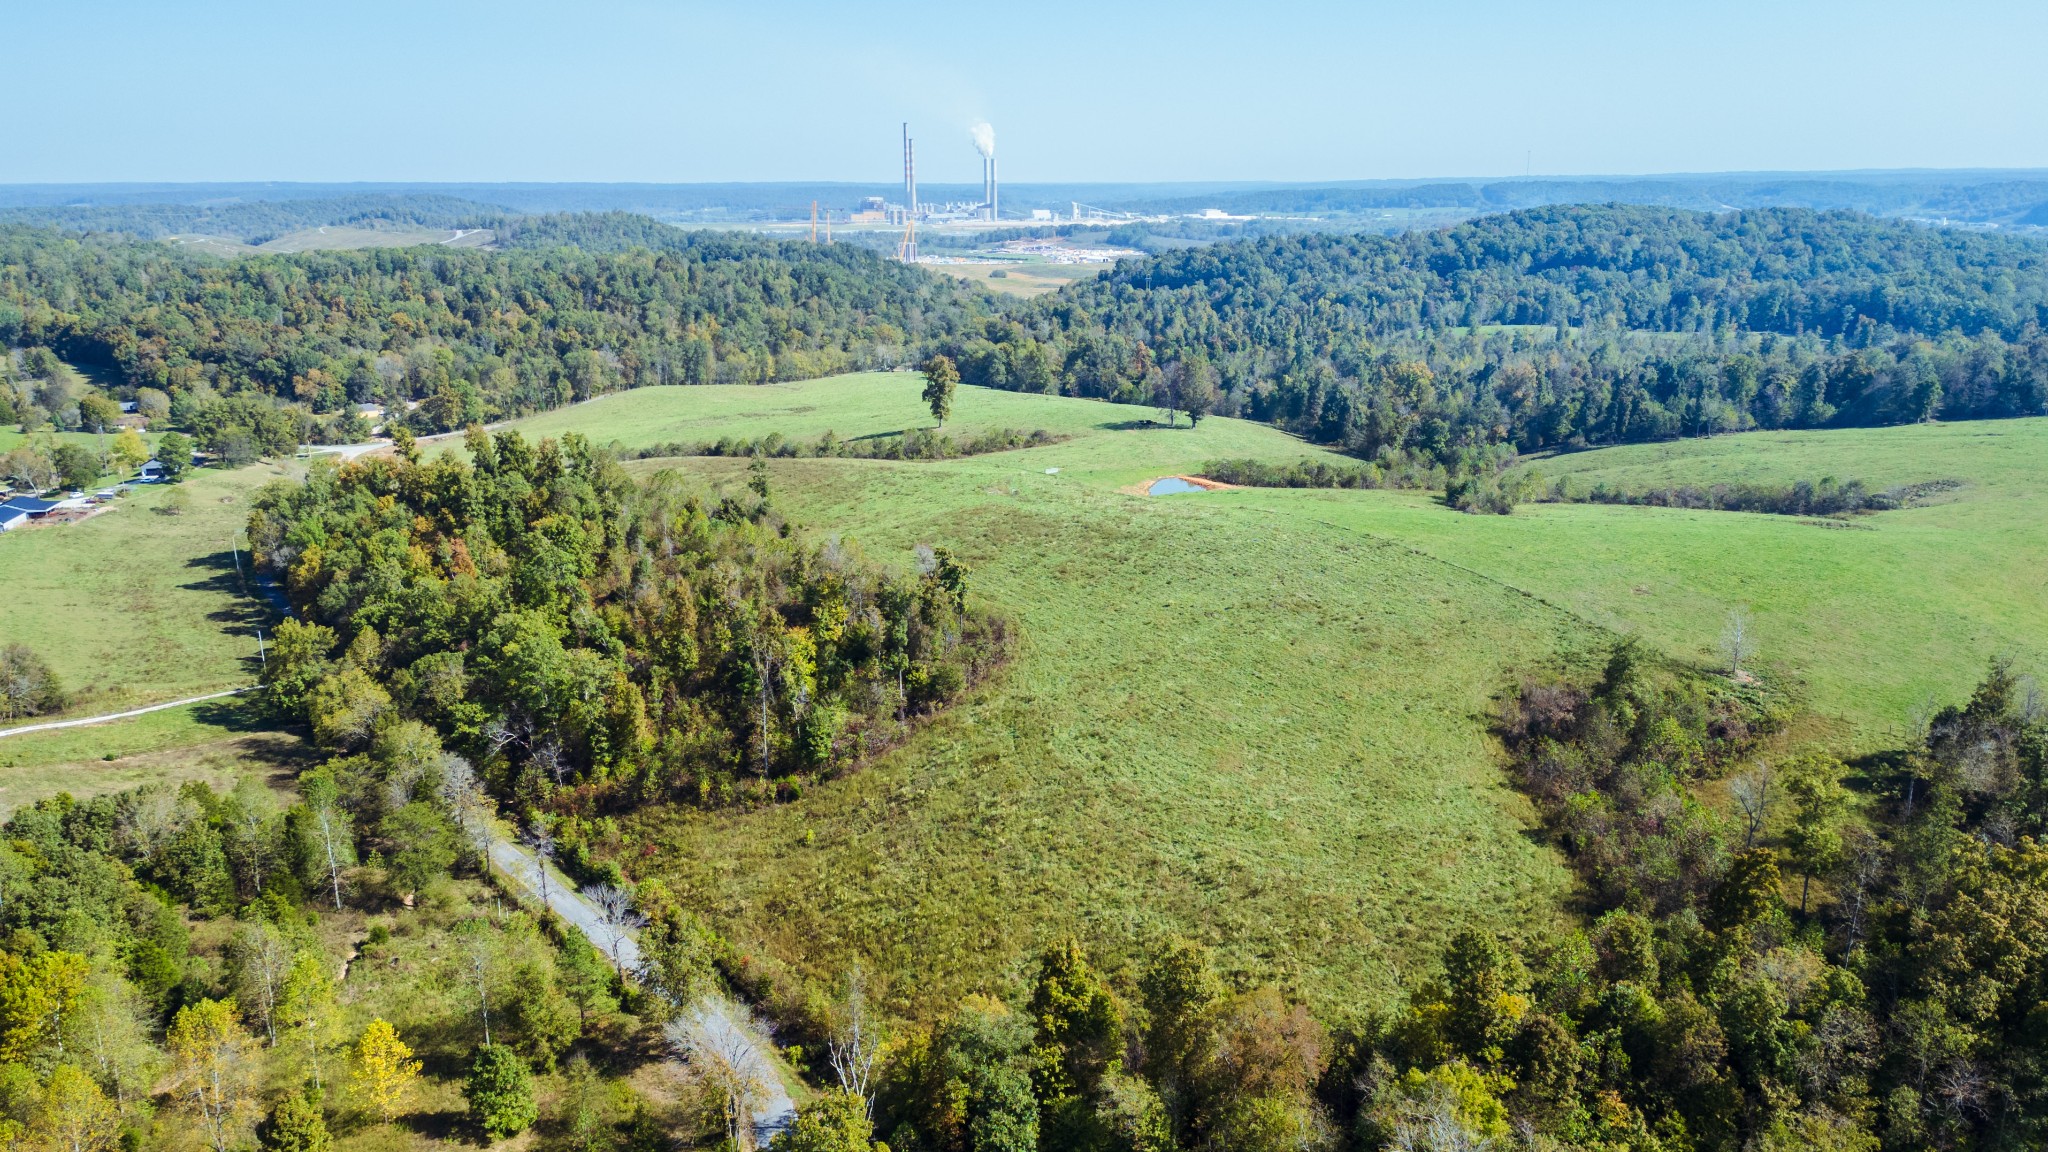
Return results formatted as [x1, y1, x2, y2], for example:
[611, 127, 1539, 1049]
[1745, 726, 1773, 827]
[6, 207, 2048, 481]
[0, 222, 983, 447]
[942, 207, 2048, 470]
[248, 429, 1005, 815]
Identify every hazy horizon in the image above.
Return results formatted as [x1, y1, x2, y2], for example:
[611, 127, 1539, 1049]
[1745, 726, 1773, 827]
[12, 0, 2047, 185]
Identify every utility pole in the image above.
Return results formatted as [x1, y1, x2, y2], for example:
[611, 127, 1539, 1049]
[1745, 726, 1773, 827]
[256, 627, 266, 668]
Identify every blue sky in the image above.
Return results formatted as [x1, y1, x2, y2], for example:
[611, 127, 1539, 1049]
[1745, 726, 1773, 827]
[9, 0, 2045, 184]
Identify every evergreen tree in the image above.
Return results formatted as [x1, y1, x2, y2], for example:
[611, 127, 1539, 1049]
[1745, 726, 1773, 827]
[463, 1044, 538, 1141]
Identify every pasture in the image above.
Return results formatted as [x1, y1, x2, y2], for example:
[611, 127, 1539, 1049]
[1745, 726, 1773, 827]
[512, 379, 2046, 1019]
[0, 462, 285, 717]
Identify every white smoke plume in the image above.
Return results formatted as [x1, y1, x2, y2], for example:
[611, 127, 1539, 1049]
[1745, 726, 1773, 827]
[971, 122, 995, 158]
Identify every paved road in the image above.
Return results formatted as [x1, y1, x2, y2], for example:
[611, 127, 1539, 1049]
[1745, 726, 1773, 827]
[0, 687, 253, 740]
[487, 838, 796, 1143]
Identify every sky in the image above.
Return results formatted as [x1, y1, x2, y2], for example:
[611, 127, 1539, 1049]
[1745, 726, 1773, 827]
[8, 0, 2047, 185]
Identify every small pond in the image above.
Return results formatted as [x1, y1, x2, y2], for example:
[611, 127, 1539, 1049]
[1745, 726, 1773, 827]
[1148, 477, 1204, 495]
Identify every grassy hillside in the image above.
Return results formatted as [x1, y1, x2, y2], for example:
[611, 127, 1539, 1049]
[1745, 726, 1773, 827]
[503, 372, 1358, 483]
[498, 378, 2047, 1023]
[1380, 419, 2048, 747]
[509, 379, 1587, 1020]
[624, 452, 1583, 1022]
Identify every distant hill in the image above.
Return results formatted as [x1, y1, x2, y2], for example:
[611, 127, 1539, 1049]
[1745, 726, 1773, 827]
[0, 193, 510, 244]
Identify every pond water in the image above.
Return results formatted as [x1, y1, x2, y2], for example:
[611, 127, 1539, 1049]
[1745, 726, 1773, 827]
[1148, 477, 1204, 495]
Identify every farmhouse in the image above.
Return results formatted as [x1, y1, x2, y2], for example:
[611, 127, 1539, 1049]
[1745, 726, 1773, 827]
[137, 460, 168, 482]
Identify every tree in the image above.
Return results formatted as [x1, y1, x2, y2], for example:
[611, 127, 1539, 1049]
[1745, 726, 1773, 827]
[0, 443, 59, 492]
[278, 950, 340, 1091]
[521, 819, 558, 909]
[350, 1018, 420, 1123]
[109, 428, 151, 474]
[168, 998, 257, 1152]
[77, 394, 122, 435]
[1731, 763, 1774, 849]
[771, 1088, 876, 1152]
[65, 968, 161, 1107]
[667, 1001, 776, 1150]
[1720, 608, 1756, 678]
[1785, 755, 1849, 918]
[229, 922, 291, 1046]
[0, 949, 89, 1063]
[306, 667, 391, 748]
[503, 959, 580, 1070]
[1029, 940, 1124, 1103]
[258, 1086, 332, 1152]
[921, 355, 959, 428]
[827, 965, 885, 1113]
[0, 644, 67, 720]
[463, 1043, 538, 1141]
[135, 388, 171, 425]
[294, 767, 352, 911]
[382, 801, 457, 897]
[584, 883, 645, 975]
[154, 430, 193, 480]
[1139, 937, 1223, 1141]
[32, 1064, 120, 1152]
[52, 442, 104, 489]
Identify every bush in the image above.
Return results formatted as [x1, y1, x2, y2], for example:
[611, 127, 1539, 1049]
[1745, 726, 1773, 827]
[259, 1087, 332, 1152]
[0, 644, 66, 719]
[464, 1044, 538, 1140]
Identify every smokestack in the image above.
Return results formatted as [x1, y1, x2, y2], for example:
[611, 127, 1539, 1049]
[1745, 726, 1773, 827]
[971, 122, 996, 222]
[991, 156, 998, 222]
[902, 123, 916, 217]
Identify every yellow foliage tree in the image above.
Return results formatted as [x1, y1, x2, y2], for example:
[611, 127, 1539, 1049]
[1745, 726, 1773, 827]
[34, 1063, 122, 1152]
[350, 1017, 420, 1122]
[109, 428, 151, 474]
[168, 998, 256, 1152]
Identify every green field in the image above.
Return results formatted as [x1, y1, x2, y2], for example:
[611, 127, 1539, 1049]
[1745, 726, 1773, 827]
[0, 462, 287, 717]
[523, 378, 1587, 1019]
[504, 378, 2047, 1021]
[501, 373, 1358, 484]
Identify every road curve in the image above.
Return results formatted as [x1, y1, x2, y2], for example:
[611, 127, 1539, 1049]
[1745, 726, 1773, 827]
[486, 838, 797, 1143]
[0, 687, 253, 740]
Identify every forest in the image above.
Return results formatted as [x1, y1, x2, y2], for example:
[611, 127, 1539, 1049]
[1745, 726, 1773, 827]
[0, 221, 984, 443]
[246, 428, 1006, 816]
[6, 208, 2048, 479]
[941, 207, 2048, 468]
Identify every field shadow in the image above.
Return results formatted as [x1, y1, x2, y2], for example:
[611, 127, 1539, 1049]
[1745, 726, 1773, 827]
[188, 697, 280, 737]
[1097, 419, 1174, 431]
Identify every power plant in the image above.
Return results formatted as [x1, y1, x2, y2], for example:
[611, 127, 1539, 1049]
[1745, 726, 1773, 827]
[882, 120, 999, 263]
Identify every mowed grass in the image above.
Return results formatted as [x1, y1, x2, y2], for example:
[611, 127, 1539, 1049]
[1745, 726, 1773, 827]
[0, 463, 286, 716]
[0, 698, 309, 811]
[1297, 419, 2048, 750]
[929, 262, 1108, 297]
[503, 373, 1357, 487]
